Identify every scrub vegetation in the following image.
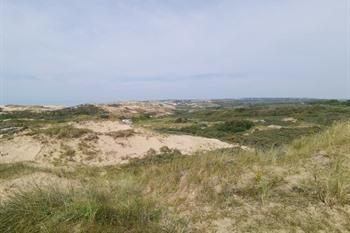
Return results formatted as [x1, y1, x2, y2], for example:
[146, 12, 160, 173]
[137, 101, 350, 148]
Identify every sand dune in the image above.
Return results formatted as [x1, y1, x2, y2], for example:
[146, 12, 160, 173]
[0, 120, 236, 166]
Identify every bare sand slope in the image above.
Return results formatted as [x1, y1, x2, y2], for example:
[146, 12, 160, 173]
[0, 120, 236, 166]
[0, 136, 43, 163]
[94, 133, 235, 165]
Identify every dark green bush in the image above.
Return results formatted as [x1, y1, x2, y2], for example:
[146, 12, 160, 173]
[174, 118, 188, 123]
[215, 120, 254, 133]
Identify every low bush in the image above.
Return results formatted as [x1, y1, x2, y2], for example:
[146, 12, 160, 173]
[105, 129, 135, 139]
[215, 120, 254, 133]
[174, 118, 188, 123]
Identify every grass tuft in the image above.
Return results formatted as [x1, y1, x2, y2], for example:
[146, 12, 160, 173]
[34, 125, 92, 139]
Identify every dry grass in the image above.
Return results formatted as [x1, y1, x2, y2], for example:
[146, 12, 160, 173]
[33, 125, 93, 139]
[105, 129, 135, 139]
[116, 121, 350, 232]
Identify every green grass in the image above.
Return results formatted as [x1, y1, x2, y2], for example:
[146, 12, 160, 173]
[0, 163, 44, 180]
[0, 182, 186, 233]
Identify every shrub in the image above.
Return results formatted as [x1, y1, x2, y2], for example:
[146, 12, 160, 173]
[174, 118, 187, 123]
[215, 120, 254, 133]
[132, 113, 152, 122]
[105, 129, 135, 139]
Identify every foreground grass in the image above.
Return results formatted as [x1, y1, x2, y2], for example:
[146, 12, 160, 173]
[0, 182, 186, 233]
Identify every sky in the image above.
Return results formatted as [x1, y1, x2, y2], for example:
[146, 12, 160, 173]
[0, 0, 349, 105]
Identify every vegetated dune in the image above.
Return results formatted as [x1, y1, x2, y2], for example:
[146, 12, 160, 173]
[3, 102, 350, 232]
[0, 120, 236, 166]
[0, 121, 349, 232]
[99, 101, 176, 117]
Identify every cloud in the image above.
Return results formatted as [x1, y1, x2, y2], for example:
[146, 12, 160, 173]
[0, 0, 349, 104]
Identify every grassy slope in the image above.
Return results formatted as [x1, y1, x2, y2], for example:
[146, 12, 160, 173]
[117, 120, 350, 232]
[1, 121, 349, 232]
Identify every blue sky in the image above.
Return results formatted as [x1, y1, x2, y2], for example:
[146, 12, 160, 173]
[1, 0, 349, 105]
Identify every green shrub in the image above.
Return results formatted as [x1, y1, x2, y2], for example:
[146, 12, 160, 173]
[215, 120, 254, 133]
[132, 113, 152, 122]
[174, 118, 188, 123]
